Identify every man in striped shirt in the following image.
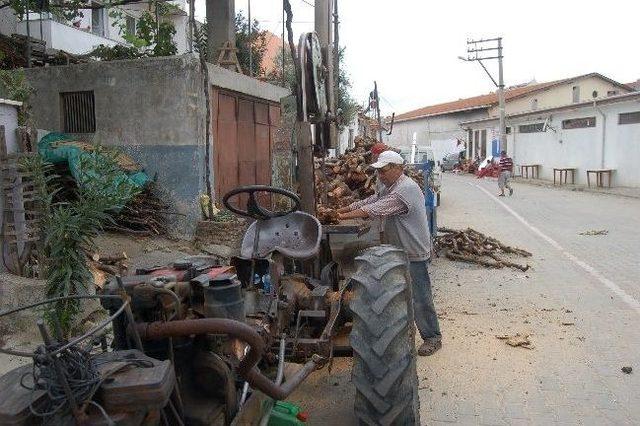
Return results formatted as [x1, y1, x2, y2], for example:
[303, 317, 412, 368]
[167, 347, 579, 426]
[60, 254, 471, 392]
[337, 151, 442, 356]
[498, 150, 514, 197]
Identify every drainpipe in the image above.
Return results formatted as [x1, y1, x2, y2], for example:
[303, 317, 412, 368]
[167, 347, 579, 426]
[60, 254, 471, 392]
[512, 125, 516, 167]
[593, 100, 606, 169]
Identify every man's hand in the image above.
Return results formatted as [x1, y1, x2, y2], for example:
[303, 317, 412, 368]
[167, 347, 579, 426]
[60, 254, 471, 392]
[338, 209, 369, 220]
[336, 206, 351, 214]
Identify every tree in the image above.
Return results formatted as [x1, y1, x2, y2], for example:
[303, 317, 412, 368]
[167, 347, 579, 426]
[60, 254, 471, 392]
[105, 2, 178, 59]
[265, 49, 296, 90]
[234, 12, 267, 77]
[193, 11, 267, 76]
[335, 47, 359, 130]
[7, 0, 85, 22]
[5, 0, 178, 61]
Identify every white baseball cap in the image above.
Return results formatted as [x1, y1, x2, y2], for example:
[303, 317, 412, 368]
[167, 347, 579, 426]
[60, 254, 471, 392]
[371, 150, 405, 168]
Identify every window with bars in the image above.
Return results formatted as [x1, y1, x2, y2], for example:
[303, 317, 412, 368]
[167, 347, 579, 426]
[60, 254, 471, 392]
[60, 91, 96, 133]
[562, 116, 596, 129]
[519, 123, 545, 133]
[619, 111, 640, 125]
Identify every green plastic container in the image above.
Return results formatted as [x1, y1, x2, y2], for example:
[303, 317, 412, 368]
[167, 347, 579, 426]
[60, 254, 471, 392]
[268, 401, 308, 425]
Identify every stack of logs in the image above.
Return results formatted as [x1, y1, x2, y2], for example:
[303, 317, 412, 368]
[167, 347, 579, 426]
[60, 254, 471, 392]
[106, 183, 172, 236]
[91, 251, 128, 277]
[315, 136, 424, 225]
[435, 227, 531, 271]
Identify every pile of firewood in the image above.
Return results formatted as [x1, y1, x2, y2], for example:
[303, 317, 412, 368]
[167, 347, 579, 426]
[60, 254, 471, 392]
[314, 135, 424, 224]
[435, 227, 531, 271]
[106, 183, 172, 236]
[90, 251, 129, 289]
[316, 205, 339, 225]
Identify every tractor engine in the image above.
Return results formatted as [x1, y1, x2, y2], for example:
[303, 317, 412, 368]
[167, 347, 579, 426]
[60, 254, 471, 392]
[101, 255, 339, 425]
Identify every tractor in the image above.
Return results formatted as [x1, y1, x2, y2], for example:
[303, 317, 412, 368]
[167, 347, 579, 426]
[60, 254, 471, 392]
[0, 185, 420, 425]
[0, 30, 421, 425]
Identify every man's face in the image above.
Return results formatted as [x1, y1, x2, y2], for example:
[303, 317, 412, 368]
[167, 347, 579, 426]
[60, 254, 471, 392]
[377, 164, 401, 186]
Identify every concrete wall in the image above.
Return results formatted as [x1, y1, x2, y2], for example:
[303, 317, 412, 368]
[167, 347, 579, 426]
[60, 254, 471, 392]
[386, 109, 488, 152]
[21, 54, 289, 237]
[472, 98, 640, 187]
[24, 55, 207, 236]
[0, 9, 17, 36]
[492, 76, 632, 116]
[206, 62, 290, 103]
[16, 19, 119, 55]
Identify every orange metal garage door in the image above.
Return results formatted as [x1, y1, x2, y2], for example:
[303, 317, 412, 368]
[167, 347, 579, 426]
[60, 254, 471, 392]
[211, 88, 281, 205]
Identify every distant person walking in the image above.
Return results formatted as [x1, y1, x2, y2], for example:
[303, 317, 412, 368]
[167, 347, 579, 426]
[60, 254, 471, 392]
[498, 150, 513, 196]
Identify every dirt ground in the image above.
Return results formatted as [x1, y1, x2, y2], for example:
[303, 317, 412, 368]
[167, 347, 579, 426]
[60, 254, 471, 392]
[0, 233, 202, 376]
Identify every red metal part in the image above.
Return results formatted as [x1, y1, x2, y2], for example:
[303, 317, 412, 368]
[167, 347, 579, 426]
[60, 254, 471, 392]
[135, 319, 323, 400]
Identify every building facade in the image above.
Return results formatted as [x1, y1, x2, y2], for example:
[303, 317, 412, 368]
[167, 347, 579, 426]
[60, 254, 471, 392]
[0, 1, 193, 55]
[390, 74, 632, 161]
[22, 54, 289, 236]
[463, 92, 640, 187]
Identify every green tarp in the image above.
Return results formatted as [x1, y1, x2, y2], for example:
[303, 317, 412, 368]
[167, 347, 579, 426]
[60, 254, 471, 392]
[38, 132, 150, 189]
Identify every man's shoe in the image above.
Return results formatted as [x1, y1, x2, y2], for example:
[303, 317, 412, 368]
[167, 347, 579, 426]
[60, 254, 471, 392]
[498, 193, 505, 197]
[418, 340, 442, 356]
[509, 187, 513, 196]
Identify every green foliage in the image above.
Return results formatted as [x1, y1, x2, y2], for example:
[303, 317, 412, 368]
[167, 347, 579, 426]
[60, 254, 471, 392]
[265, 49, 296, 90]
[24, 148, 141, 333]
[89, 44, 143, 61]
[194, 12, 267, 76]
[102, 7, 177, 61]
[9, 0, 85, 22]
[0, 69, 34, 125]
[193, 23, 208, 58]
[234, 12, 267, 76]
[335, 47, 359, 131]
[154, 21, 177, 57]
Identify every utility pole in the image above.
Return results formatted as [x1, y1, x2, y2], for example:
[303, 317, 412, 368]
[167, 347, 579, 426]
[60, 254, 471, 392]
[248, 0, 252, 76]
[188, 0, 194, 52]
[315, 0, 336, 149]
[460, 37, 506, 152]
[374, 81, 382, 142]
[333, 0, 339, 112]
[281, 2, 286, 87]
[206, 0, 235, 63]
[333, 0, 340, 153]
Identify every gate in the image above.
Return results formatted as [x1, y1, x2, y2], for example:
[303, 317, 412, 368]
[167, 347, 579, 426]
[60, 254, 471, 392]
[211, 88, 281, 205]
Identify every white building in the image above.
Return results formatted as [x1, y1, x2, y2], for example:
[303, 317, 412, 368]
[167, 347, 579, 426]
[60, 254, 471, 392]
[0, 1, 193, 55]
[462, 92, 640, 187]
[388, 74, 632, 162]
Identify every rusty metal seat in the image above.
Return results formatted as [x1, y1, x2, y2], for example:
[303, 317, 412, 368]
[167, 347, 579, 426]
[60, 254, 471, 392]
[240, 211, 322, 259]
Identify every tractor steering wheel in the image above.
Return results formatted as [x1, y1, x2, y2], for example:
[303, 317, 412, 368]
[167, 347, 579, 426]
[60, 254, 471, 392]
[222, 185, 301, 220]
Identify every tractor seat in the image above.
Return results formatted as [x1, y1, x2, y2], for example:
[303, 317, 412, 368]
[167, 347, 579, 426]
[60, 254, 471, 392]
[240, 211, 321, 259]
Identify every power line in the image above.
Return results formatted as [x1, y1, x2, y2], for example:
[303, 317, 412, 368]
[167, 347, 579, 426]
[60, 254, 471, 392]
[297, 0, 314, 7]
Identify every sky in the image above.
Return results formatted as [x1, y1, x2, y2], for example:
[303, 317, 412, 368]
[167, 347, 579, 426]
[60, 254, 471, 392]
[194, 0, 640, 116]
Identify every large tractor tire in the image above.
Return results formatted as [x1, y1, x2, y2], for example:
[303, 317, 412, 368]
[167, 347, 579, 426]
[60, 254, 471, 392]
[350, 245, 420, 425]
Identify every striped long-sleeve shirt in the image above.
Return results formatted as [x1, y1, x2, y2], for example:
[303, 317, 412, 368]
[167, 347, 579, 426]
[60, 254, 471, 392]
[498, 156, 513, 172]
[348, 175, 409, 217]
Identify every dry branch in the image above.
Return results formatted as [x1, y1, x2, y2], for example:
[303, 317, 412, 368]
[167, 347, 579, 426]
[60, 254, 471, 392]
[436, 227, 531, 271]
